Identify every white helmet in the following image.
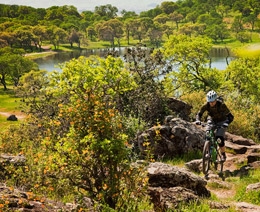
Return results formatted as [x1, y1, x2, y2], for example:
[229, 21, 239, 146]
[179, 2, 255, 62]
[206, 90, 217, 102]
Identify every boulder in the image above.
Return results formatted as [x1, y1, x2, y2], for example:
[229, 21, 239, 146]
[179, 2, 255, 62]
[147, 162, 210, 197]
[7, 114, 18, 121]
[167, 98, 192, 121]
[147, 162, 210, 211]
[225, 132, 256, 146]
[137, 118, 205, 159]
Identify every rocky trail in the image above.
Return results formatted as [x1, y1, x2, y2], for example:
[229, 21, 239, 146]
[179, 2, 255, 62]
[205, 149, 260, 212]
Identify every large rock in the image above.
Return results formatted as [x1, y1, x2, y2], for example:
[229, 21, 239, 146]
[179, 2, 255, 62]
[147, 162, 210, 211]
[7, 114, 18, 121]
[225, 132, 256, 146]
[147, 162, 210, 197]
[137, 118, 204, 159]
[167, 98, 192, 121]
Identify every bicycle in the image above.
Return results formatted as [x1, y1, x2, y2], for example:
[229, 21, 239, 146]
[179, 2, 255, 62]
[201, 121, 224, 176]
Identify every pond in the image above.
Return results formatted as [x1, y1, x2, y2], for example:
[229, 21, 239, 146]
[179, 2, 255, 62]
[34, 47, 234, 72]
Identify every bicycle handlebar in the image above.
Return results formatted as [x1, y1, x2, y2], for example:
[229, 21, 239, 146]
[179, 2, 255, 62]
[200, 122, 225, 129]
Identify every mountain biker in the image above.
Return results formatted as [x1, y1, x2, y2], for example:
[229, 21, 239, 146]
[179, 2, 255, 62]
[195, 90, 234, 161]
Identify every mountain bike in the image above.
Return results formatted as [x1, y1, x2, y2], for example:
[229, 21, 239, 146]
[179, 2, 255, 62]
[202, 122, 224, 176]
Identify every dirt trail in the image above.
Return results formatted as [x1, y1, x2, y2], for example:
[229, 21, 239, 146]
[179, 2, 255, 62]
[0, 111, 26, 119]
[206, 152, 260, 212]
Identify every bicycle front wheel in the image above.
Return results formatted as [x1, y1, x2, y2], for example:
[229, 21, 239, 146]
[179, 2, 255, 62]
[202, 140, 211, 175]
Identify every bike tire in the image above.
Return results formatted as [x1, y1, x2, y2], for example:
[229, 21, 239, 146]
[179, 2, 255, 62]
[202, 140, 211, 175]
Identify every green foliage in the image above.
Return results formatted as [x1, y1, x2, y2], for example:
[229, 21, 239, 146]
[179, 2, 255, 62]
[8, 55, 153, 210]
[0, 47, 38, 90]
[162, 34, 224, 93]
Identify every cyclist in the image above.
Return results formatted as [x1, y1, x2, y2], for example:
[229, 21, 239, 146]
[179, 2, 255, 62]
[195, 90, 234, 161]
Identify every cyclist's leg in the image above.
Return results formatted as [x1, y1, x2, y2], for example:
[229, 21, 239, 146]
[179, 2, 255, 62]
[216, 123, 226, 161]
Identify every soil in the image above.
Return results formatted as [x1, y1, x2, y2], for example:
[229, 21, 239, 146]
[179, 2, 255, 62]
[0, 111, 26, 119]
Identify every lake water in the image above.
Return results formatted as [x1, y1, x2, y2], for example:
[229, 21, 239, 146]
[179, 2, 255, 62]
[35, 48, 233, 72]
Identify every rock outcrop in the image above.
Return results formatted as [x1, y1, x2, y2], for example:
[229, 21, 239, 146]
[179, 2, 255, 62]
[137, 117, 205, 159]
[147, 162, 210, 211]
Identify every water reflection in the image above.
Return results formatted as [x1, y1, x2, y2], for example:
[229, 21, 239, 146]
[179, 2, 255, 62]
[35, 48, 233, 72]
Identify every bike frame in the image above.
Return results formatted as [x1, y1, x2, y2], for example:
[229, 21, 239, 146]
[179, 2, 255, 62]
[202, 122, 224, 176]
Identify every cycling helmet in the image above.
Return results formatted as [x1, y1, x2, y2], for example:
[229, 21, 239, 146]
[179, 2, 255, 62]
[206, 90, 217, 102]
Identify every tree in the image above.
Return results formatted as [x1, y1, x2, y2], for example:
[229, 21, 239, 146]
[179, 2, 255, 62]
[224, 57, 260, 103]
[86, 26, 96, 41]
[15, 55, 149, 210]
[0, 31, 15, 47]
[120, 10, 138, 20]
[98, 19, 124, 47]
[147, 24, 163, 47]
[153, 13, 169, 24]
[0, 47, 38, 89]
[160, 1, 178, 14]
[129, 17, 153, 43]
[13, 26, 34, 50]
[243, 10, 259, 31]
[162, 34, 222, 92]
[169, 11, 184, 30]
[68, 29, 81, 48]
[205, 23, 230, 43]
[46, 26, 67, 49]
[94, 4, 118, 20]
[32, 25, 48, 50]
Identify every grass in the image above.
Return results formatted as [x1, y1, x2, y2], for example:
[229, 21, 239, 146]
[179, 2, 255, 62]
[0, 88, 20, 111]
[0, 87, 23, 129]
[233, 169, 260, 205]
[25, 51, 57, 60]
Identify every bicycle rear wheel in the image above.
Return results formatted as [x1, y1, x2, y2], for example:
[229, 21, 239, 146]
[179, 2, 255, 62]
[202, 140, 211, 175]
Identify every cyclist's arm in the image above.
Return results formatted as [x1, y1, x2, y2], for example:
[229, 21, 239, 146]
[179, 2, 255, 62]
[196, 104, 208, 121]
[222, 104, 234, 124]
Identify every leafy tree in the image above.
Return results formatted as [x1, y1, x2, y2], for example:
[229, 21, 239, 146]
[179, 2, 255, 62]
[86, 26, 96, 41]
[224, 57, 260, 103]
[32, 25, 48, 50]
[205, 23, 230, 43]
[162, 34, 222, 92]
[0, 31, 15, 47]
[153, 13, 169, 24]
[162, 24, 174, 39]
[147, 23, 163, 47]
[68, 29, 81, 48]
[231, 15, 244, 34]
[124, 19, 132, 45]
[122, 47, 169, 125]
[94, 4, 118, 20]
[128, 17, 153, 43]
[139, 7, 162, 19]
[120, 10, 138, 20]
[243, 10, 259, 31]
[13, 26, 34, 49]
[15, 55, 150, 210]
[169, 11, 184, 30]
[186, 11, 200, 23]
[160, 1, 178, 15]
[0, 47, 38, 89]
[46, 25, 68, 49]
[98, 19, 124, 47]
